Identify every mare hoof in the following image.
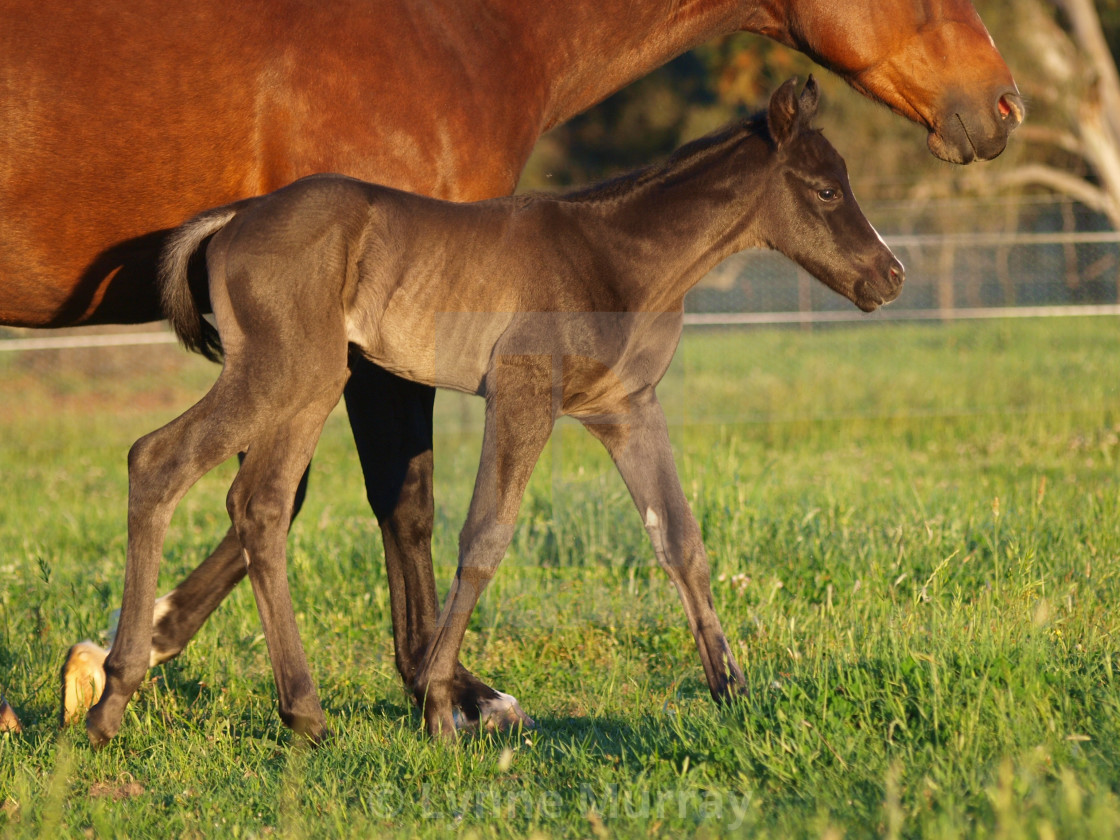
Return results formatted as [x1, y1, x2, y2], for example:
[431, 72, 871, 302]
[60, 641, 108, 727]
[308, 727, 332, 746]
[280, 703, 330, 745]
[0, 696, 22, 734]
[454, 691, 535, 733]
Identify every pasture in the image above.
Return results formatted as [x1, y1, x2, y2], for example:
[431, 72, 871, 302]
[1, 315, 1119, 838]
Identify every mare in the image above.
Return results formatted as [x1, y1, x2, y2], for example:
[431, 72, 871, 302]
[0, 0, 1020, 731]
[86, 78, 904, 743]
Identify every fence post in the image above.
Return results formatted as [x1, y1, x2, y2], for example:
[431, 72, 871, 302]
[937, 242, 956, 321]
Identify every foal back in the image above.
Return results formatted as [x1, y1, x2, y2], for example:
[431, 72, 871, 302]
[189, 175, 644, 397]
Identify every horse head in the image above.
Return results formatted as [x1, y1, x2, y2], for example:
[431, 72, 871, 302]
[763, 77, 905, 312]
[770, 0, 1022, 163]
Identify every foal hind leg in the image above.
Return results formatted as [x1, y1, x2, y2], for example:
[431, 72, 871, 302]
[227, 395, 341, 741]
[582, 390, 746, 703]
[61, 526, 246, 726]
[147, 460, 309, 664]
[343, 358, 530, 730]
[61, 458, 309, 725]
[86, 373, 273, 745]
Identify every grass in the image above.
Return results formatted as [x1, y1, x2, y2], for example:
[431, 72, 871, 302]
[0, 315, 1119, 838]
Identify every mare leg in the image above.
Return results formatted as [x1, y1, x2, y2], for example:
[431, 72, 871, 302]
[343, 355, 530, 730]
[226, 398, 341, 741]
[411, 355, 555, 738]
[60, 458, 310, 726]
[581, 389, 746, 702]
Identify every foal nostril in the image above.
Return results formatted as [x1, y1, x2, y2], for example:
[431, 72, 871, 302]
[997, 91, 1024, 130]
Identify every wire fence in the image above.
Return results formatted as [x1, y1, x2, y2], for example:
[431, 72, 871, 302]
[2, 216, 1118, 434]
[687, 230, 1120, 325]
[5, 232, 1120, 350]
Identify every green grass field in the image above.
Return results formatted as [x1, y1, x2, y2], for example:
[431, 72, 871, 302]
[1, 316, 1119, 838]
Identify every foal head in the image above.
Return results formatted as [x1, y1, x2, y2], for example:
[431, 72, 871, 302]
[758, 78, 904, 313]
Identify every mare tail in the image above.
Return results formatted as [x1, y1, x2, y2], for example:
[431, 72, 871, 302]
[158, 208, 238, 363]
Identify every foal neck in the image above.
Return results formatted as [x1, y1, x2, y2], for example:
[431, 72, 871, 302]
[566, 120, 775, 313]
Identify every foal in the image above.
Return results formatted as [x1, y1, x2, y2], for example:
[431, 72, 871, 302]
[87, 77, 903, 744]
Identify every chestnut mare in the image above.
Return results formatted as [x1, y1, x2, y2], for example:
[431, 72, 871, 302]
[0, 0, 1021, 731]
[87, 78, 902, 743]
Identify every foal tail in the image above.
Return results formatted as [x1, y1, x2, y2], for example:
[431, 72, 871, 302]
[159, 208, 239, 362]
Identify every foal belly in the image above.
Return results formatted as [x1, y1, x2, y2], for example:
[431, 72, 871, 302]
[349, 309, 515, 395]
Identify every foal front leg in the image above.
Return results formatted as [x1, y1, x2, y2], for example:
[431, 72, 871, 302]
[582, 389, 746, 703]
[342, 358, 530, 731]
[412, 355, 555, 738]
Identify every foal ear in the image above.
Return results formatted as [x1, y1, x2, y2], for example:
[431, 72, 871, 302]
[767, 77, 802, 148]
[799, 74, 820, 122]
[769, 76, 820, 147]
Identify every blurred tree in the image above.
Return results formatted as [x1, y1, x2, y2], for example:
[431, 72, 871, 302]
[957, 0, 1120, 231]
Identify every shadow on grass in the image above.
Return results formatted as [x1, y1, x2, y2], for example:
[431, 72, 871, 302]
[529, 713, 684, 755]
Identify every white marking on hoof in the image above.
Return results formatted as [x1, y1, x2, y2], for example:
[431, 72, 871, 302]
[0, 697, 21, 733]
[60, 641, 108, 726]
[452, 691, 535, 732]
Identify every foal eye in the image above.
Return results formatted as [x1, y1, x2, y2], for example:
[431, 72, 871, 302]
[816, 188, 840, 202]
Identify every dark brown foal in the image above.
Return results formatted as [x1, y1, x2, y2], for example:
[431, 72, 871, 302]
[86, 78, 902, 744]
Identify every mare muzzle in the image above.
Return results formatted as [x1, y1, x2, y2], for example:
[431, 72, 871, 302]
[928, 88, 1024, 164]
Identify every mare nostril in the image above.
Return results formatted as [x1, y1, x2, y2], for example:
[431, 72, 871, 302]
[998, 91, 1024, 130]
[889, 261, 905, 286]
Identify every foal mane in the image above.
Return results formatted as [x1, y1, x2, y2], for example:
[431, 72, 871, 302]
[537, 112, 772, 207]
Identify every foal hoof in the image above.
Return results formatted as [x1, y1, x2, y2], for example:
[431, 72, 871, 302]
[454, 691, 535, 733]
[427, 708, 460, 742]
[292, 719, 331, 747]
[0, 697, 21, 734]
[85, 704, 118, 749]
[60, 641, 108, 727]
